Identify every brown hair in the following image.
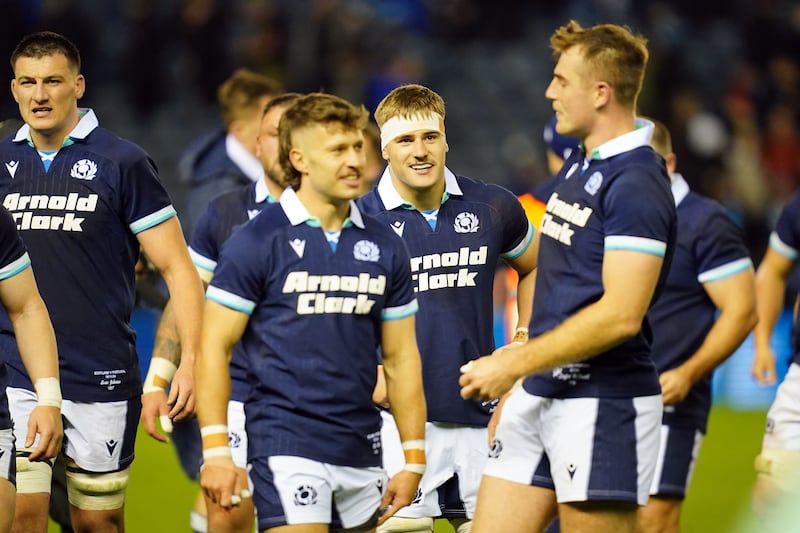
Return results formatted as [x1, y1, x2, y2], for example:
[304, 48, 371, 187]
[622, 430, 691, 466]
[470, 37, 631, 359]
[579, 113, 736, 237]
[11, 31, 81, 74]
[278, 93, 369, 190]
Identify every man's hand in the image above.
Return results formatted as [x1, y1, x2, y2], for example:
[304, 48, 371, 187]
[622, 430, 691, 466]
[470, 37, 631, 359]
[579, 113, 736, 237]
[659, 367, 692, 405]
[167, 360, 196, 421]
[200, 456, 248, 510]
[26, 405, 62, 461]
[377, 470, 422, 525]
[141, 390, 172, 442]
[459, 348, 521, 402]
[752, 346, 777, 386]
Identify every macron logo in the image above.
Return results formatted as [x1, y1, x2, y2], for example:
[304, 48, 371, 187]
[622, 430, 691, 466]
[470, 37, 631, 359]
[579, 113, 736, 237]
[5, 161, 18, 179]
[105, 439, 118, 457]
[247, 209, 260, 220]
[390, 221, 404, 237]
[289, 238, 306, 258]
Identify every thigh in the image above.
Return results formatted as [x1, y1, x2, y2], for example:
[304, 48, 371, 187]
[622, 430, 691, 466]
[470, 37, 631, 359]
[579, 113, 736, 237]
[544, 395, 661, 506]
[471, 476, 556, 533]
[763, 363, 800, 450]
[61, 398, 140, 472]
[558, 500, 637, 533]
[0, 427, 13, 486]
[482, 389, 550, 489]
[649, 424, 703, 498]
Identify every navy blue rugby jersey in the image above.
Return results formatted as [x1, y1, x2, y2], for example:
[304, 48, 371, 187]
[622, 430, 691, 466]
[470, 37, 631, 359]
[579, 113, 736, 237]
[0, 110, 176, 401]
[648, 174, 752, 431]
[357, 168, 534, 426]
[0, 206, 32, 426]
[190, 178, 275, 403]
[525, 122, 677, 398]
[207, 188, 418, 467]
[769, 188, 800, 366]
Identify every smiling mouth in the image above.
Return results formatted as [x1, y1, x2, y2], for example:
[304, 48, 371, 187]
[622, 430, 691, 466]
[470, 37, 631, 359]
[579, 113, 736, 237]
[411, 163, 433, 170]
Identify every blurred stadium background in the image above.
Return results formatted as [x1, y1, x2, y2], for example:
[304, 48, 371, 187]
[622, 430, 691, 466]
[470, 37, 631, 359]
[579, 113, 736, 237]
[22, 0, 800, 531]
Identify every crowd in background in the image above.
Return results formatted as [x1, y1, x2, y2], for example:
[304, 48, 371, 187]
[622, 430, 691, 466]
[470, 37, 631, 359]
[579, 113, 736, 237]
[0, 0, 798, 261]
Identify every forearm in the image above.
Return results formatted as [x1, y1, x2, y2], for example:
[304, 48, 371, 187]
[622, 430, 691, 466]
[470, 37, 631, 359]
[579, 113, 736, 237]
[509, 297, 642, 380]
[161, 262, 204, 367]
[680, 308, 758, 384]
[754, 274, 785, 351]
[195, 344, 233, 430]
[383, 355, 426, 442]
[151, 299, 181, 365]
[13, 301, 58, 382]
[514, 268, 536, 332]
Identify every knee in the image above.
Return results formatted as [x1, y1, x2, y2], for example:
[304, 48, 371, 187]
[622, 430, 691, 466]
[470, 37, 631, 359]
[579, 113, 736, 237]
[66, 466, 129, 512]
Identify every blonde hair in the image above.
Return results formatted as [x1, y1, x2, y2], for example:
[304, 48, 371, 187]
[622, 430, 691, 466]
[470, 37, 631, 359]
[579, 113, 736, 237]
[217, 68, 282, 129]
[374, 84, 446, 127]
[550, 20, 648, 108]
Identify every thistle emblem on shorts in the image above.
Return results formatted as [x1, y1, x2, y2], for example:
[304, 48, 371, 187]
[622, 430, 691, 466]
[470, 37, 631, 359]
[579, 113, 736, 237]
[71, 159, 97, 180]
[488, 438, 503, 458]
[353, 240, 380, 262]
[294, 484, 318, 506]
[454, 212, 479, 233]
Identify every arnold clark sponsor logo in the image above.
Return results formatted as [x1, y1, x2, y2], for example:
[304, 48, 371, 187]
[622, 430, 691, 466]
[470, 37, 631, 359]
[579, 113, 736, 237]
[410, 245, 487, 292]
[541, 192, 593, 245]
[3, 192, 98, 232]
[282, 271, 386, 315]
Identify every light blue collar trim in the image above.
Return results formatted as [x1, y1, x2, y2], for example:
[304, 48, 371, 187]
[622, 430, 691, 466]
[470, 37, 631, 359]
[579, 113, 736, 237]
[588, 118, 654, 160]
[14, 107, 98, 146]
[670, 172, 690, 206]
[225, 134, 262, 183]
[279, 187, 365, 229]
[376, 166, 463, 210]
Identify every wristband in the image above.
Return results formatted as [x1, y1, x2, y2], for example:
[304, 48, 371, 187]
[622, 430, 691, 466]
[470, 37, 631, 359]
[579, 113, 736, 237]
[202, 447, 232, 461]
[34, 377, 62, 409]
[401, 439, 426, 474]
[143, 358, 177, 394]
[200, 424, 229, 453]
[403, 463, 426, 475]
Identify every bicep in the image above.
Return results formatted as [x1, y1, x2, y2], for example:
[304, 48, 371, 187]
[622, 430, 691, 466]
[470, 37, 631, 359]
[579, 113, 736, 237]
[202, 299, 250, 353]
[0, 267, 42, 318]
[136, 217, 190, 273]
[601, 249, 664, 319]
[380, 314, 418, 367]
[703, 267, 756, 312]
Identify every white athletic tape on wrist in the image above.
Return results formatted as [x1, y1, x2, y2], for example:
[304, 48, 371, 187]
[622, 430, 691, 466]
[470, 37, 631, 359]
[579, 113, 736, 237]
[202, 447, 232, 460]
[142, 357, 177, 393]
[379, 112, 444, 149]
[401, 440, 425, 451]
[34, 377, 62, 408]
[403, 463, 426, 475]
[200, 424, 228, 437]
[512, 326, 528, 345]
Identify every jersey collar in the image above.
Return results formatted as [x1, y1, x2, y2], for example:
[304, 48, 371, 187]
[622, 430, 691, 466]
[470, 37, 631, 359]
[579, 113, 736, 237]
[14, 107, 99, 147]
[225, 133, 262, 183]
[670, 172, 690, 206]
[279, 187, 365, 229]
[254, 177, 278, 204]
[586, 118, 655, 160]
[376, 166, 463, 210]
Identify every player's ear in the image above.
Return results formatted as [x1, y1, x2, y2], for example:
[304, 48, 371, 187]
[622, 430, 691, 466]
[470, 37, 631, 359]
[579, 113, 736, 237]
[289, 147, 306, 173]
